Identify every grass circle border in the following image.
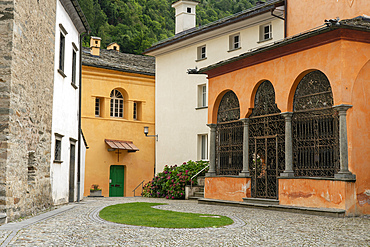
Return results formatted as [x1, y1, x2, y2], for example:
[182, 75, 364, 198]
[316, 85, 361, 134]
[88, 202, 246, 230]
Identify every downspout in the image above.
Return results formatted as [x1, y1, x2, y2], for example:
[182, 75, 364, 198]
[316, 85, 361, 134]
[270, 2, 287, 38]
[77, 32, 89, 202]
[284, 0, 287, 38]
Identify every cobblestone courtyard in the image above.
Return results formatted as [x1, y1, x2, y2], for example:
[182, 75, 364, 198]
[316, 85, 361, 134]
[0, 197, 369, 246]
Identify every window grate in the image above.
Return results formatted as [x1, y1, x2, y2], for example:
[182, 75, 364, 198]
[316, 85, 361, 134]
[55, 139, 62, 161]
[216, 91, 243, 175]
[292, 71, 339, 177]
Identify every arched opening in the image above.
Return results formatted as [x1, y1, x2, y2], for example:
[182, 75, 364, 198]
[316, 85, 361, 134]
[292, 70, 339, 177]
[216, 91, 243, 175]
[249, 80, 285, 199]
[110, 89, 124, 118]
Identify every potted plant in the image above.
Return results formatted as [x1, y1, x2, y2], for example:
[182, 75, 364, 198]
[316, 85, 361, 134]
[89, 184, 103, 197]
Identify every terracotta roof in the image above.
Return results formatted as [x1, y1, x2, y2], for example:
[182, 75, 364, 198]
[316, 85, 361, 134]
[82, 48, 155, 76]
[105, 139, 139, 152]
[144, 0, 284, 54]
[191, 16, 370, 74]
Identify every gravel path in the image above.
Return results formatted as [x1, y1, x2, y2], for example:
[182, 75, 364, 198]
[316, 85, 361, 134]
[0, 197, 369, 246]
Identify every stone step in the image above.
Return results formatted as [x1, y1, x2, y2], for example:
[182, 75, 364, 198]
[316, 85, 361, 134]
[194, 191, 204, 197]
[188, 196, 203, 200]
[197, 176, 205, 186]
[0, 213, 7, 225]
[243, 197, 279, 205]
[198, 198, 346, 218]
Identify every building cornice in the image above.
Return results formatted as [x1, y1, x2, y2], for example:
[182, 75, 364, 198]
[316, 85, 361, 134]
[194, 24, 370, 79]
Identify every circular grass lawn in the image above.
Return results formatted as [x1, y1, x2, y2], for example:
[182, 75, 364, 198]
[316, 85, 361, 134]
[99, 202, 233, 228]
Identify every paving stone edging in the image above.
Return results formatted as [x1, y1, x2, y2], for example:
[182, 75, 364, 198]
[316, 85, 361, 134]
[0, 205, 77, 247]
[88, 203, 246, 230]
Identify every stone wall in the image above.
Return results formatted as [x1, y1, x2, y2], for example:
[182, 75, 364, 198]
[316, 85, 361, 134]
[0, 0, 14, 218]
[0, 0, 56, 220]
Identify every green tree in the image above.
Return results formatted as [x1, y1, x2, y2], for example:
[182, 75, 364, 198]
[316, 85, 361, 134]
[77, 0, 256, 54]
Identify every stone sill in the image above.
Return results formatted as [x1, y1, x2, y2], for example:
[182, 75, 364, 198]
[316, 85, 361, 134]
[71, 82, 78, 89]
[195, 106, 208, 110]
[278, 176, 356, 182]
[228, 47, 241, 53]
[205, 175, 251, 178]
[199, 198, 346, 217]
[195, 57, 207, 62]
[58, 69, 67, 78]
[257, 37, 273, 44]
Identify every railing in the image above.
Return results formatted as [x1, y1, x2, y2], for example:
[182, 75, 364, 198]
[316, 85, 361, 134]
[190, 165, 209, 190]
[132, 180, 145, 197]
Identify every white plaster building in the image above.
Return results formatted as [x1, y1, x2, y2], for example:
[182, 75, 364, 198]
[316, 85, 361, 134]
[144, 0, 285, 173]
[50, 0, 90, 204]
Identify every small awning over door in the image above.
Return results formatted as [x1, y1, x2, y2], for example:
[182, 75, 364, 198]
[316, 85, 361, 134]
[105, 139, 139, 152]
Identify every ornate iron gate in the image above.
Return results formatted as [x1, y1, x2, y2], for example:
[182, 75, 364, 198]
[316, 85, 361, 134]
[248, 81, 285, 199]
[216, 91, 243, 175]
[292, 71, 339, 177]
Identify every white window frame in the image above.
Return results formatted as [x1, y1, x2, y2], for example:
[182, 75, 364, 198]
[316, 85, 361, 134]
[197, 45, 206, 61]
[110, 89, 124, 118]
[54, 133, 64, 163]
[198, 134, 208, 161]
[259, 23, 272, 42]
[197, 84, 207, 108]
[229, 33, 241, 51]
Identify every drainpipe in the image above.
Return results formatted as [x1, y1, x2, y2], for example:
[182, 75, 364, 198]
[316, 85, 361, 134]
[270, 3, 287, 38]
[284, 0, 287, 38]
[77, 32, 89, 202]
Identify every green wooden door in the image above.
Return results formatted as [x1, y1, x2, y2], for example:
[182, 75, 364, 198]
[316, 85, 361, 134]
[109, 165, 124, 197]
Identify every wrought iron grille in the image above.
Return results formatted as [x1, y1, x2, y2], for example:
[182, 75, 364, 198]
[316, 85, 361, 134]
[216, 121, 243, 175]
[217, 91, 240, 123]
[248, 81, 285, 199]
[293, 71, 333, 111]
[292, 71, 339, 177]
[216, 91, 243, 175]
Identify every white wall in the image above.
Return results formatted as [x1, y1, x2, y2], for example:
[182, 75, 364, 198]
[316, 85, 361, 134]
[50, 0, 83, 204]
[152, 13, 285, 173]
[79, 132, 87, 201]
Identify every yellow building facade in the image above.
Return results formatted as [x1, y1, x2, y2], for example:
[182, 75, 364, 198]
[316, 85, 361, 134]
[81, 40, 155, 197]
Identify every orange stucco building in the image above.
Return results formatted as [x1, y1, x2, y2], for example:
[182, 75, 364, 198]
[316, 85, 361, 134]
[194, 0, 370, 215]
[81, 38, 155, 197]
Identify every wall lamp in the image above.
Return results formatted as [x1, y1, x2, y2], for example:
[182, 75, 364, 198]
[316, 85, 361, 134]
[144, 126, 158, 141]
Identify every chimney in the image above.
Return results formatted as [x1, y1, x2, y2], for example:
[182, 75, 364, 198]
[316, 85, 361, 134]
[90, 36, 101, 57]
[171, 0, 199, 34]
[107, 42, 120, 52]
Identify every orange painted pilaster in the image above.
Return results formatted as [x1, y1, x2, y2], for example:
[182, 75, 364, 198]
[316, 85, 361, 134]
[205, 177, 251, 202]
[279, 178, 357, 215]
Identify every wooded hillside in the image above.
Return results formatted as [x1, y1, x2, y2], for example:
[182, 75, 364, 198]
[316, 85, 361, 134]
[78, 0, 257, 54]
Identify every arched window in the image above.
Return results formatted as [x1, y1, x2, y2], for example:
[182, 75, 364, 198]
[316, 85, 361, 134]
[292, 70, 339, 177]
[110, 89, 124, 118]
[248, 81, 285, 199]
[216, 91, 243, 175]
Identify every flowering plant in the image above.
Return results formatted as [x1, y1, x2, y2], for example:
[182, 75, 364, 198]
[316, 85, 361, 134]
[142, 160, 208, 199]
[90, 184, 102, 191]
